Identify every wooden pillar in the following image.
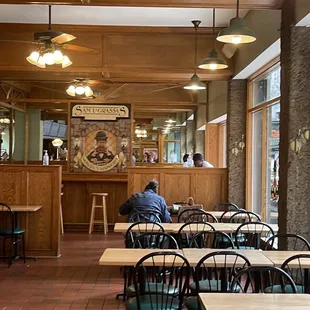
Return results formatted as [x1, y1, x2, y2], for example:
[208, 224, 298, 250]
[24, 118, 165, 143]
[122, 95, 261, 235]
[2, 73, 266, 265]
[158, 130, 165, 163]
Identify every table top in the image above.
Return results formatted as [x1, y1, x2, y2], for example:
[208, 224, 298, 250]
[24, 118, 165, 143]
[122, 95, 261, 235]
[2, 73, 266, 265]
[183, 248, 273, 267]
[199, 293, 310, 310]
[262, 250, 310, 267]
[113, 222, 181, 233]
[227, 223, 279, 232]
[99, 248, 183, 266]
[114, 222, 234, 233]
[1, 205, 42, 212]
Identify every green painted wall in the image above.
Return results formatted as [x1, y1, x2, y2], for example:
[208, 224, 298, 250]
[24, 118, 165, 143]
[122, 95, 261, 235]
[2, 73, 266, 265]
[13, 111, 25, 161]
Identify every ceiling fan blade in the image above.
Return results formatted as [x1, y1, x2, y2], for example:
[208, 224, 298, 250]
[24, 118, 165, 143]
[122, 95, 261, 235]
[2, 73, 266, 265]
[51, 33, 76, 45]
[0, 39, 41, 45]
[61, 43, 100, 54]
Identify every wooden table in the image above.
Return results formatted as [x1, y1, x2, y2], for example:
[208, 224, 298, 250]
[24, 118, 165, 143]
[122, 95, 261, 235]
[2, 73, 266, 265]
[183, 248, 273, 267]
[113, 222, 233, 233]
[99, 248, 184, 266]
[9, 205, 42, 212]
[113, 222, 182, 233]
[199, 293, 310, 310]
[0, 205, 42, 262]
[262, 250, 310, 267]
[227, 223, 279, 232]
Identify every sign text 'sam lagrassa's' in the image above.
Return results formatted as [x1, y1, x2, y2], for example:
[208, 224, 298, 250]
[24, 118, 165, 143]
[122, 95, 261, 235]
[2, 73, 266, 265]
[71, 104, 130, 121]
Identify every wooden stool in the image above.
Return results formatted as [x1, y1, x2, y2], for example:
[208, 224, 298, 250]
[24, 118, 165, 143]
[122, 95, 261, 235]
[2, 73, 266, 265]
[89, 193, 108, 234]
[60, 192, 64, 234]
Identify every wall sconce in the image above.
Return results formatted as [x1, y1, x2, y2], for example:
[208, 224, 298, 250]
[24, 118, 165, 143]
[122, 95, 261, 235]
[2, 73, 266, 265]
[231, 135, 245, 156]
[289, 128, 310, 155]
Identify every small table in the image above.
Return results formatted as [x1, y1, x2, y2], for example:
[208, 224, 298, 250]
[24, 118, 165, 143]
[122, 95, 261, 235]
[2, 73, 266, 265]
[113, 222, 182, 233]
[2, 205, 42, 262]
[183, 248, 273, 267]
[263, 250, 310, 293]
[227, 223, 279, 232]
[199, 293, 310, 310]
[99, 248, 183, 266]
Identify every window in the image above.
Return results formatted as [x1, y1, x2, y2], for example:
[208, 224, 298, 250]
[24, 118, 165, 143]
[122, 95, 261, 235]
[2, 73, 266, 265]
[247, 62, 280, 224]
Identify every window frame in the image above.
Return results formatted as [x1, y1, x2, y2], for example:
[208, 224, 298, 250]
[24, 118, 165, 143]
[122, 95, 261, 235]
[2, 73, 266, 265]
[246, 59, 280, 222]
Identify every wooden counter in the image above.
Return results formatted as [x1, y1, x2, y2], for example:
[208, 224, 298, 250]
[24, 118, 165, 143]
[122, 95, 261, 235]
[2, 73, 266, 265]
[128, 167, 227, 210]
[62, 173, 128, 231]
[0, 165, 61, 257]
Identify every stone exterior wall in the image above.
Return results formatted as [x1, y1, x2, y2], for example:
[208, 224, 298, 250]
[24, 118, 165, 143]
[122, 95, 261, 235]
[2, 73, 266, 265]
[227, 79, 247, 208]
[280, 0, 310, 244]
[186, 120, 195, 156]
[195, 130, 205, 156]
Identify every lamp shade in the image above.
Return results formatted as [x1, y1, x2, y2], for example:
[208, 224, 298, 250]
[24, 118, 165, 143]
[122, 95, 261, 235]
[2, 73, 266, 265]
[52, 138, 63, 147]
[184, 74, 206, 90]
[199, 49, 228, 70]
[217, 17, 256, 44]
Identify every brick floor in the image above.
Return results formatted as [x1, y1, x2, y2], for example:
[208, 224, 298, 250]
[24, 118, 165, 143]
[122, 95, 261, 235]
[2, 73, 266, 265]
[0, 233, 126, 310]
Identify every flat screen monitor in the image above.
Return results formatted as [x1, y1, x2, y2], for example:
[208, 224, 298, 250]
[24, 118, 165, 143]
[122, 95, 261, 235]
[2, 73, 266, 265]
[58, 124, 67, 139]
[43, 121, 52, 136]
[50, 122, 60, 137]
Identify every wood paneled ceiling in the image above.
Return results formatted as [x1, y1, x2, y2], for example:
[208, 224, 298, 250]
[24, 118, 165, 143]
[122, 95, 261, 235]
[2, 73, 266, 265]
[0, 0, 283, 9]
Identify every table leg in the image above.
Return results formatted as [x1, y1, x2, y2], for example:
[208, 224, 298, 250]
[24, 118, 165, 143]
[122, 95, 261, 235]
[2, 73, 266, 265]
[12, 212, 36, 264]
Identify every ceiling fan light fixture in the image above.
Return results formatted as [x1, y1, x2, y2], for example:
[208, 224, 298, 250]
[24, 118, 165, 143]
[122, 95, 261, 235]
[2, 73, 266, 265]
[199, 49, 228, 70]
[75, 85, 85, 95]
[84, 86, 93, 97]
[66, 85, 76, 97]
[26, 50, 40, 65]
[62, 55, 72, 68]
[36, 55, 46, 68]
[53, 49, 64, 64]
[184, 74, 206, 90]
[43, 51, 55, 65]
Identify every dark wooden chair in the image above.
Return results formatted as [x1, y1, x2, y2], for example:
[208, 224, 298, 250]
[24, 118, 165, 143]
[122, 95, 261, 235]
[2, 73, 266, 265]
[265, 233, 310, 251]
[189, 231, 235, 249]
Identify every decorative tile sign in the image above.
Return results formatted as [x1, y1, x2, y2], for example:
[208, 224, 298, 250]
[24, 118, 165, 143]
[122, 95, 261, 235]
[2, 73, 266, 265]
[72, 104, 130, 121]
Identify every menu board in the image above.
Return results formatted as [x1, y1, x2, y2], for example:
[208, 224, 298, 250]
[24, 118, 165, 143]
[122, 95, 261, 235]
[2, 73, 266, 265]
[58, 124, 67, 138]
[43, 121, 52, 136]
[50, 122, 60, 137]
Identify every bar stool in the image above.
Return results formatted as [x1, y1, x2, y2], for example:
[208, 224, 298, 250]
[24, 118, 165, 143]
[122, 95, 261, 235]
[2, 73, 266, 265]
[89, 193, 108, 234]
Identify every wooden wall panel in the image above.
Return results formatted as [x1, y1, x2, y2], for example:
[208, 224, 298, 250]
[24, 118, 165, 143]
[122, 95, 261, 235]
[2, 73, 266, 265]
[128, 167, 228, 209]
[205, 124, 219, 167]
[0, 165, 61, 257]
[62, 178, 128, 230]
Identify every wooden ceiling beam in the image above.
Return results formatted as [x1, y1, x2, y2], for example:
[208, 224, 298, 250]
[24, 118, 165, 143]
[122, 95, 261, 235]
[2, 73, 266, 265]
[0, 0, 282, 9]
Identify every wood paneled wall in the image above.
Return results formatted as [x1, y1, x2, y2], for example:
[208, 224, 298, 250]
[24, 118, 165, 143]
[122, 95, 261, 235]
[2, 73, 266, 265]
[0, 165, 61, 257]
[128, 167, 227, 210]
[62, 173, 128, 230]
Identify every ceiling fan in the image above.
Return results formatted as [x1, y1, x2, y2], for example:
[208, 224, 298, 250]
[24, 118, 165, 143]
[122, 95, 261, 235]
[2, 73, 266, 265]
[0, 5, 99, 68]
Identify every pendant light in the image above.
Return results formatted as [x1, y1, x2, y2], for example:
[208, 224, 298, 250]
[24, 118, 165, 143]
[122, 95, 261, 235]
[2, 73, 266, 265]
[199, 9, 228, 70]
[217, 0, 256, 44]
[184, 20, 206, 91]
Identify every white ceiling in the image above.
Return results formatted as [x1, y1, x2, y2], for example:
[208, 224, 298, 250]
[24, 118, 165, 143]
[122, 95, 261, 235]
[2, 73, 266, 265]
[0, 5, 248, 27]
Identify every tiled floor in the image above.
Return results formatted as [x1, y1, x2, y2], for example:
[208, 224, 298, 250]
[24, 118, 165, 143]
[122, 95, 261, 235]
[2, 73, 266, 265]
[0, 233, 126, 310]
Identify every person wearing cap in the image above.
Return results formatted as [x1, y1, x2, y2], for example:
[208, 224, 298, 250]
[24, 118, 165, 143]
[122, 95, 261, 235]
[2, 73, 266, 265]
[87, 131, 114, 163]
[183, 153, 213, 168]
[119, 180, 171, 223]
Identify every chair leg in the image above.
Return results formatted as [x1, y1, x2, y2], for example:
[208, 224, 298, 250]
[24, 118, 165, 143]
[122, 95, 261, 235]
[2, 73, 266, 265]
[60, 204, 64, 235]
[22, 234, 26, 263]
[8, 239, 14, 268]
[89, 196, 95, 234]
[103, 196, 108, 234]
[3, 238, 5, 261]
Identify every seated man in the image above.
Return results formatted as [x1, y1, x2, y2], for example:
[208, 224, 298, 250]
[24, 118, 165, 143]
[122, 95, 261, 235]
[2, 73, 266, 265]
[183, 153, 214, 168]
[119, 180, 171, 223]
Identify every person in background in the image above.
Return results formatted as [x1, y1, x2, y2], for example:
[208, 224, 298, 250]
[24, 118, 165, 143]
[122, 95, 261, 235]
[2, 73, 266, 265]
[119, 180, 171, 223]
[184, 153, 213, 167]
[183, 154, 189, 163]
[132, 153, 136, 166]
